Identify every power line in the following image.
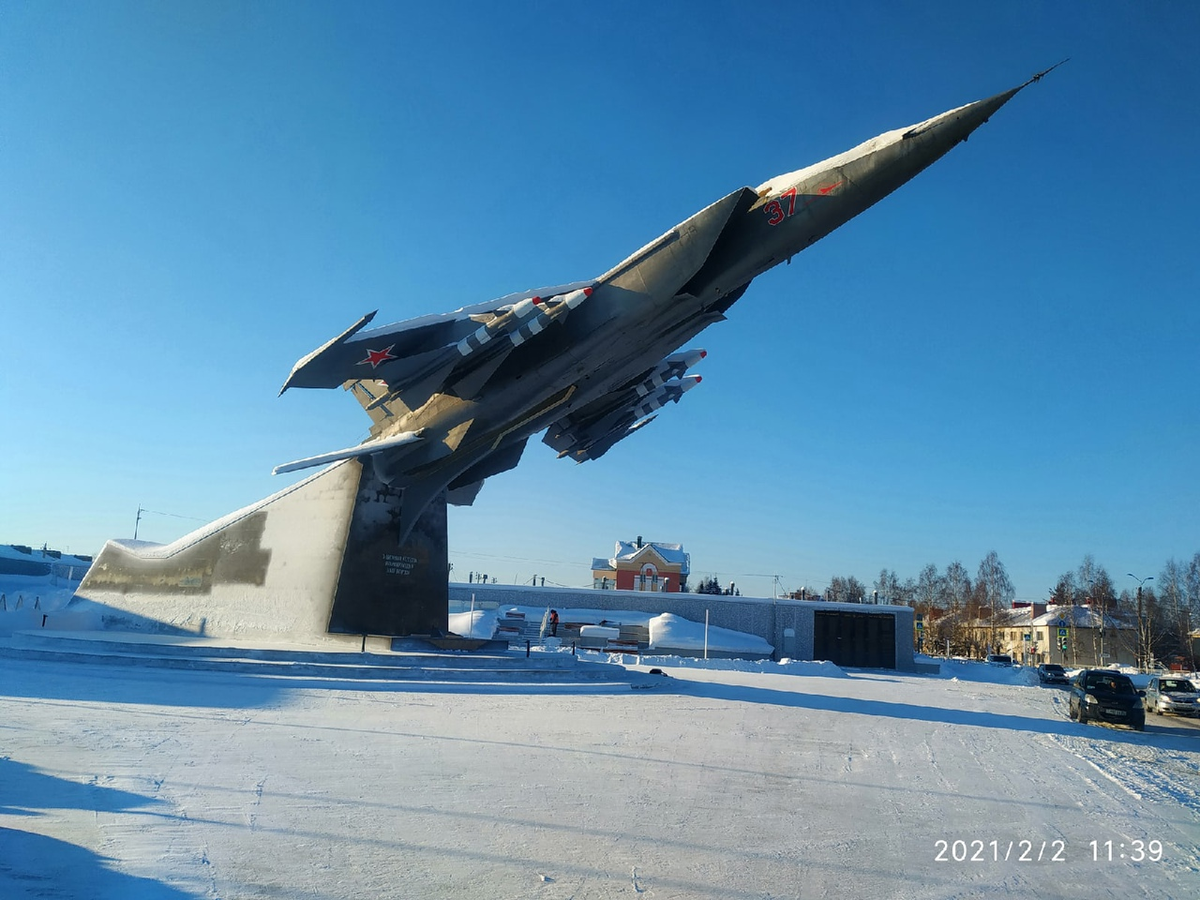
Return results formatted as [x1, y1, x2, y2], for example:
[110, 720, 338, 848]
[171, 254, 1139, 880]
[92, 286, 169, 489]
[133, 505, 207, 540]
[138, 508, 207, 521]
[449, 549, 589, 567]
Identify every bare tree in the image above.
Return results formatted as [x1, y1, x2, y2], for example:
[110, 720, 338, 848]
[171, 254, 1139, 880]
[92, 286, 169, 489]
[873, 568, 901, 604]
[847, 550, 1197, 666]
[825, 576, 866, 604]
[1073, 555, 1116, 663]
[846, 576, 866, 603]
[1116, 584, 1168, 670]
[1050, 571, 1078, 606]
[915, 564, 941, 610]
[1187, 552, 1200, 670]
[825, 576, 848, 603]
[933, 561, 973, 654]
[976, 551, 1015, 654]
[943, 561, 973, 610]
[1158, 558, 1194, 670]
[1077, 554, 1100, 597]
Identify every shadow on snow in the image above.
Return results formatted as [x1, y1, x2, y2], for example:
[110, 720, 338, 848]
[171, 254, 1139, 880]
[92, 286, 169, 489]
[0, 758, 192, 900]
[680, 676, 1200, 752]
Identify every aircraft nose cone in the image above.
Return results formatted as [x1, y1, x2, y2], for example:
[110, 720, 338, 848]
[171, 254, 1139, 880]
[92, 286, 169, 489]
[826, 77, 1044, 215]
[903, 86, 1023, 150]
[901, 61, 1064, 154]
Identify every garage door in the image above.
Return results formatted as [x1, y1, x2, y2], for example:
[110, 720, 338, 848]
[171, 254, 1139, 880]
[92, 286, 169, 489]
[813, 611, 896, 669]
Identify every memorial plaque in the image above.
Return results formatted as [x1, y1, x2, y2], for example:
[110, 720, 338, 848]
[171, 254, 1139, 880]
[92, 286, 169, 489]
[327, 461, 449, 636]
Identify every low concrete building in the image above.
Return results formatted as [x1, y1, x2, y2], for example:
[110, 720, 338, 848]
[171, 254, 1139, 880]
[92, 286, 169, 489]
[450, 582, 915, 670]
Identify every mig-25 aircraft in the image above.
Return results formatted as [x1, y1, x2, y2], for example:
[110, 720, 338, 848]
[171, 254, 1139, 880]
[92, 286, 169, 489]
[276, 66, 1059, 544]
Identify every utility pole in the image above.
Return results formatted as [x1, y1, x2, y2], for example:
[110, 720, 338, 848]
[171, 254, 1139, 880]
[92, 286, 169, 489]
[1128, 573, 1154, 671]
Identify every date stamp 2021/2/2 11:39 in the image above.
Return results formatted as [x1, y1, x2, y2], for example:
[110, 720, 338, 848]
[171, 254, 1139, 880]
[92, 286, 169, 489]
[934, 839, 1165, 864]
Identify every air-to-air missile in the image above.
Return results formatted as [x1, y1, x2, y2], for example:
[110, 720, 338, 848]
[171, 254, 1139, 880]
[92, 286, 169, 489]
[547, 372, 704, 463]
[277, 66, 1059, 542]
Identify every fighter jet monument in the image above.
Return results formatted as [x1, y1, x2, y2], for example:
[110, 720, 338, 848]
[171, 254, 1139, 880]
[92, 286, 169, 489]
[75, 68, 1057, 642]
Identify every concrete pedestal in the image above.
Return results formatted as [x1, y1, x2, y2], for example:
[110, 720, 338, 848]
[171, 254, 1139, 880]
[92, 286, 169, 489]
[328, 462, 449, 636]
[69, 460, 449, 642]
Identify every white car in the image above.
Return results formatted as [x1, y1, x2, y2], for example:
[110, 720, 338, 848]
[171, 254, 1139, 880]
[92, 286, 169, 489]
[986, 654, 1013, 667]
[1143, 676, 1200, 717]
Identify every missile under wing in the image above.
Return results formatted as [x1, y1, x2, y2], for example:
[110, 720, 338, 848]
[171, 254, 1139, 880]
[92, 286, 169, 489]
[276, 68, 1058, 543]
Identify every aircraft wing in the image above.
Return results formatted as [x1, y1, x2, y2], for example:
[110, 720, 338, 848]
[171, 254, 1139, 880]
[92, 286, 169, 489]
[279, 282, 594, 416]
[272, 429, 425, 475]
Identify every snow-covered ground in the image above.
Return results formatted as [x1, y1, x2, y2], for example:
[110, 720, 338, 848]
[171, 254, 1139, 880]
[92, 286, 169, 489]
[2, 645, 1198, 899]
[0, 545, 88, 636]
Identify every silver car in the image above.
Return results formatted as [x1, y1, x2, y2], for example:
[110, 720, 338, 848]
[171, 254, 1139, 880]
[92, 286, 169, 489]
[1144, 676, 1200, 717]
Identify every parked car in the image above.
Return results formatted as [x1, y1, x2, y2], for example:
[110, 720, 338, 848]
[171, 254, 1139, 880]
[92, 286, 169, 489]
[1037, 663, 1069, 685]
[986, 654, 1013, 667]
[1143, 676, 1200, 717]
[1069, 669, 1145, 731]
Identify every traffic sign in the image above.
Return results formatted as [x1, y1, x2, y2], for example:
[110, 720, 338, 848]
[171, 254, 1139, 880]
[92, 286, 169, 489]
[1057, 627, 1068, 638]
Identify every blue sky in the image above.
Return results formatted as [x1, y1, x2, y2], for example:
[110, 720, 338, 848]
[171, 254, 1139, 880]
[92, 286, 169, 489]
[3, 1, 1197, 600]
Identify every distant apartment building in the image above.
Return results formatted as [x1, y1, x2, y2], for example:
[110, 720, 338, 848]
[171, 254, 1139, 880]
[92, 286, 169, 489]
[973, 602, 1134, 668]
[591, 537, 689, 592]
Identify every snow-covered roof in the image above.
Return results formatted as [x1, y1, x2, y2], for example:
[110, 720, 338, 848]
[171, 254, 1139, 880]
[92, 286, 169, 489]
[612, 540, 689, 573]
[1033, 604, 1130, 629]
[987, 604, 1130, 630]
[1, 543, 93, 565]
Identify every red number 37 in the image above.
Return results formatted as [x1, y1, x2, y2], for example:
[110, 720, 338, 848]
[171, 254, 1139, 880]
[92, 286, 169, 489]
[764, 187, 798, 226]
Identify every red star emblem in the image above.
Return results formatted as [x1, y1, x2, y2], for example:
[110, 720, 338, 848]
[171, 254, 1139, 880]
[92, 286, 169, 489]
[358, 345, 397, 368]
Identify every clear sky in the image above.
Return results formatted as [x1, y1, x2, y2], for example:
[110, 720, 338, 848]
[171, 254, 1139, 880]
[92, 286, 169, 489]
[3, 1, 1197, 601]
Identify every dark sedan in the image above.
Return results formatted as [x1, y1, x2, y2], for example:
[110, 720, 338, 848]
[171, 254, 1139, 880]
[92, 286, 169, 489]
[1068, 670, 1145, 731]
[1037, 663, 1069, 685]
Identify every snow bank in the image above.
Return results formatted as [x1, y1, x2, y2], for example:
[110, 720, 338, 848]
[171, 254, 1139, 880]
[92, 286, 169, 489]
[647, 611, 773, 655]
[516, 606, 657, 627]
[490, 606, 774, 659]
[447, 608, 500, 639]
[1, 545, 89, 617]
[933, 657, 1040, 686]
[919, 658, 1199, 689]
[611, 653, 849, 677]
[0, 573, 84, 635]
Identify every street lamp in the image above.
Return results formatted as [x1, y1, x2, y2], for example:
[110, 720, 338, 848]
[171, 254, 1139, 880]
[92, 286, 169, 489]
[1127, 573, 1154, 671]
[1085, 577, 1106, 666]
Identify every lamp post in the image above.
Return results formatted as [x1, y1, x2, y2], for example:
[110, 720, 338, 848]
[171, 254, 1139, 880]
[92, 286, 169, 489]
[1127, 573, 1154, 671]
[1086, 577, 1102, 667]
